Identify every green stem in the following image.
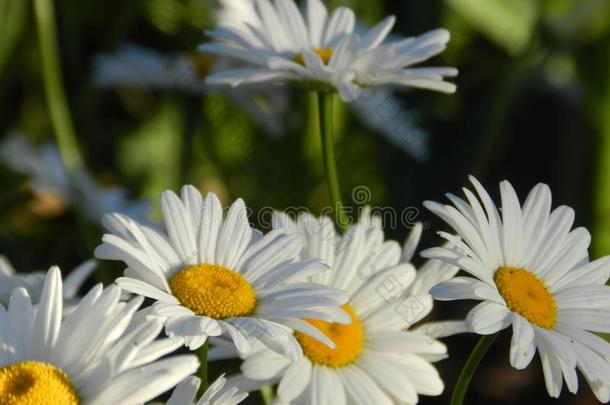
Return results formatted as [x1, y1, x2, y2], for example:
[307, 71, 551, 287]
[260, 386, 273, 405]
[317, 92, 349, 231]
[197, 341, 209, 395]
[33, 0, 83, 174]
[450, 333, 499, 405]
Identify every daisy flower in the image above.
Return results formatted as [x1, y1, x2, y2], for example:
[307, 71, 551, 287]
[94, 185, 349, 359]
[0, 135, 150, 223]
[92, 45, 288, 137]
[200, 0, 457, 101]
[0, 256, 95, 309]
[224, 211, 461, 404]
[93, 45, 210, 92]
[0, 267, 199, 404]
[165, 374, 247, 405]
[423, 176, 610, 401]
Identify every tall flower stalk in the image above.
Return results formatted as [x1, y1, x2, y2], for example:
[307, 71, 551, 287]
[196, 341, 209, 395]
[450, 334, 499, 405]
[33, 0, 83, 174]
[317, 92, 350, 231]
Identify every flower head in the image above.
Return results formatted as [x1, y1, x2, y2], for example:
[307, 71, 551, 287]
[95, 185, 349, 360]
[200, 0, 457, 101]
[225, 211, 461, 404]
[424, 176, 610, 401]
[0, 267, 198, 404]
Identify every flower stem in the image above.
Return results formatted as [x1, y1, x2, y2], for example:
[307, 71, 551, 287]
[33, 0, 83, 174]
[317, 92, 349, 231]
[260, 386, 273, 404]
[197, 341, 209, 395]
[450, 333, 499, 405]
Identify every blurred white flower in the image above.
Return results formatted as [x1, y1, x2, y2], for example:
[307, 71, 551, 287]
[201, 0, 457, 101]
[0, 135, 150, 223]
[93, 45, 288, 137]
[94, 45, 208, 92]
[0, 256, 95, 309]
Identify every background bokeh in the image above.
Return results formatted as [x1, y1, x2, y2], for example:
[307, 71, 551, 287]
[1, 0, 609, 403]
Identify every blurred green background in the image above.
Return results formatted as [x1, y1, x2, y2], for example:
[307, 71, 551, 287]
[0, 0, 609, 403]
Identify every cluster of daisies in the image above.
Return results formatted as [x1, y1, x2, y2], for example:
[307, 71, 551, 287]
[2, 0, 610, 404]
[4, 178, 610, 404]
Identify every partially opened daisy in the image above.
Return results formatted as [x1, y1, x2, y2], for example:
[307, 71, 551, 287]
[94, 185, 349, 359]
[200, 0, 457, 101]
[0, 256, 95, 308]
[165, 374, 247, 405]
[0, 267, 199, 404]
[223, 211, 461, 404]
[423, 176, 610, 402]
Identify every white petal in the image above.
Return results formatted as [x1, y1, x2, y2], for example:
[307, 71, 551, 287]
[30, 267, 62, 357]
[277, 357, 312, 402]
[338, 365, 393, 405]
[509, 313, 536, 369]
[466, 301, 511, 334]
[321, 7, 355, 47]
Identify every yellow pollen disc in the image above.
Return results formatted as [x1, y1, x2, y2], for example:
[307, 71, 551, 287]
[29, 190, 66, 218]
[187, 51, 214, 79]
[293, 48, 334, 66]
[169, 263, 256, 319]
[494, 267, 557, 329]
[295, 305, 364, 368]
[0, 361, 79, 405]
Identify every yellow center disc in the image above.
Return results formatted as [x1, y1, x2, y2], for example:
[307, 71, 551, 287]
[187, 51, 214, 79]
[0, 361, 79, 405]
[169, 263, 256, 319]
[295, 305, 364, 368]
[494, 267, 557, 329]
[293, 48, 334, 66]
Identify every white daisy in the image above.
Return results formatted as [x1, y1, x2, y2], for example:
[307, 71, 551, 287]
[224, 212, 460, 404]
[213, 0, 432, 158]
[0, 266, 199, 404]
[165, 374, 247, 405]
[0, 256, 95, 309]
[0, 135, 150, 223]
[94, 185, 349, 359]
[200, 0, 457, 101]
[423, 176, 610, 401]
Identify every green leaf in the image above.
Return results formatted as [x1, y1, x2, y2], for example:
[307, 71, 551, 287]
[447, 0, 538, 54]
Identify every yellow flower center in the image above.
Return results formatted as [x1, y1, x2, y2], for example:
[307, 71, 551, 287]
[29, 190, 66, 218]
[187, 51, 214, 79]
[293, 48, 334, 66]
[169, 264, 256, 319]
[295, 305, 364, 368]
[0, 361, 79, 405]
[494, 267, 557, 329]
